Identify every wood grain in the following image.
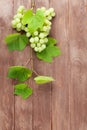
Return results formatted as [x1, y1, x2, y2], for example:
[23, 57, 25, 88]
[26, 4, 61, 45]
[0, 0, 87, 130]
[13, 0, 33, 130]
[50, 0, 70, 130]
[69, 0, 87, 129]
[0, 0, 14, 130]
[32, 1, 52, 130]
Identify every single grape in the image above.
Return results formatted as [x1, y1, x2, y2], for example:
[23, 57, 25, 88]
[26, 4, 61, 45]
[40, 39, 44, 44]
[42, 26, 48, 32]
[26, 32, 31, 37]
[47, 25, 51, 31]
[47, 16, 52, 20]
[34, 31, 38, 36]
[17, 13, 23, 19]
[44, 10, 50, 16]
[51, 12, 56, 17]
[24, 27, 28, 32]
[44, 38, 48, 43]
[15, 18, 20, 23]
[14, 15, 18, 19]
[49, 8, 54, 13]
[37, 43, 41, 47]
[31, 43, 36, 48]
[38, 47, 43, 52]
[16, 28, 21, 32]
[12, 20, 17, 27]
[44, 19, 50, 25]
[17, 6, 25, 13]
[41, 44, 46, 49]
[34, 37, 39, 43]
[21, 25, 25, 30]
[41, 7, 46, 12]
[34, 47, 39, 52]
[30, 37, 35, 43]
[39, 33, 46, 39]
[17, 23, 22, 29]
[44, 32, 49, 37]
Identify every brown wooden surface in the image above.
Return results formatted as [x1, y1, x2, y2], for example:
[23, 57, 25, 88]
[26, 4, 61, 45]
[0, 0, 87, 130]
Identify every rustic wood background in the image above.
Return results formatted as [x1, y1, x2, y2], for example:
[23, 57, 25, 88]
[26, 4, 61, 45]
[0, 0, 87, 130]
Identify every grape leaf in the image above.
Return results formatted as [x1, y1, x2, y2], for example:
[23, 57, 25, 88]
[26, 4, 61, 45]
[5, 33, 28, 51]
[14, 84, 33, 99]
[22, 9, 45, 33]
[46, 37, 57, 45]
[8, 66, 32, 82]
[22, 9, 33, 25]
[37, 37, 61, 62]
[34, 76, 54, 84]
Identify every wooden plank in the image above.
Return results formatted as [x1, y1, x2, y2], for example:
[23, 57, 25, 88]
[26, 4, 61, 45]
[69, 0, 87, 129]
[13, 1, 33, 130]
[32, 1, 52, 130]
[0, 0, 14, 129]
[50, 0, 70, 130]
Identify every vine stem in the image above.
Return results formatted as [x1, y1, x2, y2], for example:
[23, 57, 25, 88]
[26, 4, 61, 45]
[31, 0, 35, 9]
[24, 57, 39, 76]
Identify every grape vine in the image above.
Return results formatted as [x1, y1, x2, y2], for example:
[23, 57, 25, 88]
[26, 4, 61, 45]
[5, 6, 61, 99]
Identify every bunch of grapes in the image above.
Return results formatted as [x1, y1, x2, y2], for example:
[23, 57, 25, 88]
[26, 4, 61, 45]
[12, 6, 56, 52]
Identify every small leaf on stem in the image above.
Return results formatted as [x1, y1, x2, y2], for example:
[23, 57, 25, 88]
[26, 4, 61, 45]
[14, 83, 33, 99]
[34, 76, 54, 84]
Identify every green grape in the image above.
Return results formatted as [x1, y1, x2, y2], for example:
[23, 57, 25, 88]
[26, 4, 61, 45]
[14, 15, 18, 19]
[44, 38, 48, 43]
[17, 6, 25, 13]
[39, 33, 46, 39]
[17, 23, 22, 29]
[34, 37, 39, 43]
[30, 37, 35, 43]
[47, 25, 51, 31]
[24, 27, 28, 32]
[21, 25, 25, 30]
[51, 12, 56, 17]
[12, 20, 17, 27]
[44, 32, 49, 37]
[44, 19, 50, 25]
[41, 7, 46, 12]
[26, 32, 31, 37]
[34, 47, 39, 52]
[49, 8, 54, 13]
[17, 13, 23, 19]
[44, 10, 50, 16]
[34, 31, 38, 36]
[41, 44, 46, 49]
[42, 26, 48, 32]
[15, 18, 20, 23]
[16, 28, 21, 32]
[37, 43, 41, 47]
[40, 39, 44, 44]
[47, 16, 52, 20]
[31, 43, 36, 48]
[38, 47, 43, 52]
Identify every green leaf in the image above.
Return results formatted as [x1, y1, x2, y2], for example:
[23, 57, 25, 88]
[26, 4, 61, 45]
[22, 9, 45, 33]
[5, 33, 28, 51]
[8, 66, 32, 82]
[22, 9, 33, 25]
[37, 37, 61, 62]
[47, 37, 57, 46]
[14, 84, 33, 99]
[34, 76, 54, 84]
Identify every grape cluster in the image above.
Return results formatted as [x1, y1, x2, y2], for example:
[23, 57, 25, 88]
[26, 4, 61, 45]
[12, 6, 25, 31]
[12, 6, 55, 52]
